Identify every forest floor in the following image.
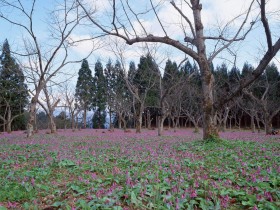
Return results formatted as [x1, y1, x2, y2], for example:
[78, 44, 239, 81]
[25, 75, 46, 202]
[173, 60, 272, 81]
[0, 129, 279, 209]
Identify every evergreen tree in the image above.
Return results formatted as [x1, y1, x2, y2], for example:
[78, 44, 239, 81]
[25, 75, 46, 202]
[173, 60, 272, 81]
[104, 59, 116, 128]
[134, 54, 160, 107]
[228, 66, 241, 85]
[181, 59, 193, 75]
[241, 62, 254, 78]
[75, 59, 94, 128]
[0, 39, 29, 132]
[265, 62, 279, 82]
[92, 110, 107, 129]
[128, 61, 136, 82]
[215, 63, 229, 91]
[92, 60, 106, 128]
[163, 59, 178, 88]
[104, 59, 115, 105]
[104, 60, 132, 129]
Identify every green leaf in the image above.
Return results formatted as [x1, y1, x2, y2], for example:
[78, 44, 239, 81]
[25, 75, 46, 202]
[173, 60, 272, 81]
[131, 191, 138, 204]
[199, 199, 209, 210]
[113, 207, 123, 210]
[76, 199, 90, 209]
[58, 159, 76, 168]
[52, 201, 63, 207]
[242, 201, 252, 206]
[0, 206, 7, 210]
[257, 182, 271, 189]
[231, 190, 245, 196]
[24, 183, 33, 192]
[70, 185, 85, 195]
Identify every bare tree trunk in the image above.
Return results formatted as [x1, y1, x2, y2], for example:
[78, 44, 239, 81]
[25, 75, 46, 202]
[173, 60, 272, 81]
[27, 97, 37, 137]
[193, 121, 199, 133]
[136, 114, 142, 133]
[201, 75, 218, 137]
[109, 109, 112, 129]
[234, 116, 237, 128]
[121, 117, 127, 131]
[168, 117, 171, 129]
[251, 114, 256, 133]
[76, 115, 79, 129]
[49, 114, 56, 133]
[71, 115, 75, 131]
[238, 118, 241, 130]
[171, 117, 175, 129]
[256, 117, 261, 133]
[174, 117, 179, 132]
[222, 108, 230, 132]
[34, 109, 38, 132]
[158, 116, 165, 136]
[118, 114, 122, 129]
[176, 117, 180, 129]
[147, 111, 151, 130]
[192, 1, 219, 139]
[264, 112, 272, 134]
[7, 108, 12, 133]
[2, 119, 6, 133]
[83, 109, 87, 129]
[135, 103, 144, 133]
[184, 119, 188, 128]
[155, 115, 158, 128]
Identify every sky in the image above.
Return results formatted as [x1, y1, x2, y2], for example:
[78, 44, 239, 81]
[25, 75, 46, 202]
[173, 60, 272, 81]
[0, 0, 280, 87]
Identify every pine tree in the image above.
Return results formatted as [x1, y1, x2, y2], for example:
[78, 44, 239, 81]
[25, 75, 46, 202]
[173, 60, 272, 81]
[92, 60, 106, 128]
[135, 54, 160, 107]
[228, 66, 241, 85]
[181, 59, 194, 75]
[241, 62, 254, 78]
[128, 61, 136, 82]
[214, 62, 230, 100]
[0, 39, 29, 132]
[104, 59, 116, 128]
[75, 59, 94, 128]
[163, 59, 178, 88]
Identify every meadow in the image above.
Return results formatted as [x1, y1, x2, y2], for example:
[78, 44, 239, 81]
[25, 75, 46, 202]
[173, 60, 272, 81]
[0, 129, 279, 210]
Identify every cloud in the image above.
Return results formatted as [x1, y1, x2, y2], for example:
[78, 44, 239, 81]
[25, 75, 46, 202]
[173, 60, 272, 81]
[83, 0, 111, 12]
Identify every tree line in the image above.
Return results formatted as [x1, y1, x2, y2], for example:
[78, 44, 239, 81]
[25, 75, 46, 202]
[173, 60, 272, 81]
[75, 54, 280, 135]
[1, 39, 279, 135]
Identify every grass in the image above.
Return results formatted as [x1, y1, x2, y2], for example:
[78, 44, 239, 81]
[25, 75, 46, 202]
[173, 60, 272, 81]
[0, 129, 279, 209]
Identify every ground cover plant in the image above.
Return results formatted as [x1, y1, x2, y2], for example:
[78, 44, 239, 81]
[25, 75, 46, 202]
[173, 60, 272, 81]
[0, 129, 279, 209]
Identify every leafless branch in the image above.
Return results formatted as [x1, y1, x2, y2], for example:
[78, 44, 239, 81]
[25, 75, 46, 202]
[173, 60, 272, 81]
[150, 0, 167, 36]
[260, 0, 273, 52]
[170, 0, 195, 39]
[208, 0, 256, 62]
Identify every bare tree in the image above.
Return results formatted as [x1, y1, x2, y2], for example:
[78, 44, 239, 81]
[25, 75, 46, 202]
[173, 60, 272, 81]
[108, 40, 162, 133]
[35, 85, 60, 133]
[239, 94, 261, 132]
[78, 0, 280, 140]
[129, 56, 159, 133]
[181, 81, 203, 133]
[62, 83, 81, 131]
[243, 64, 280, 134]
[0, 0, 96, 137]
[0, 99, 25, 133]
[157, 60, 185, 136]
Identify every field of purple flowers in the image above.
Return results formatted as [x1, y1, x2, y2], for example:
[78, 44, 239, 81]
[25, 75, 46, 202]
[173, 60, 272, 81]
[0, 129, 279, 209]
